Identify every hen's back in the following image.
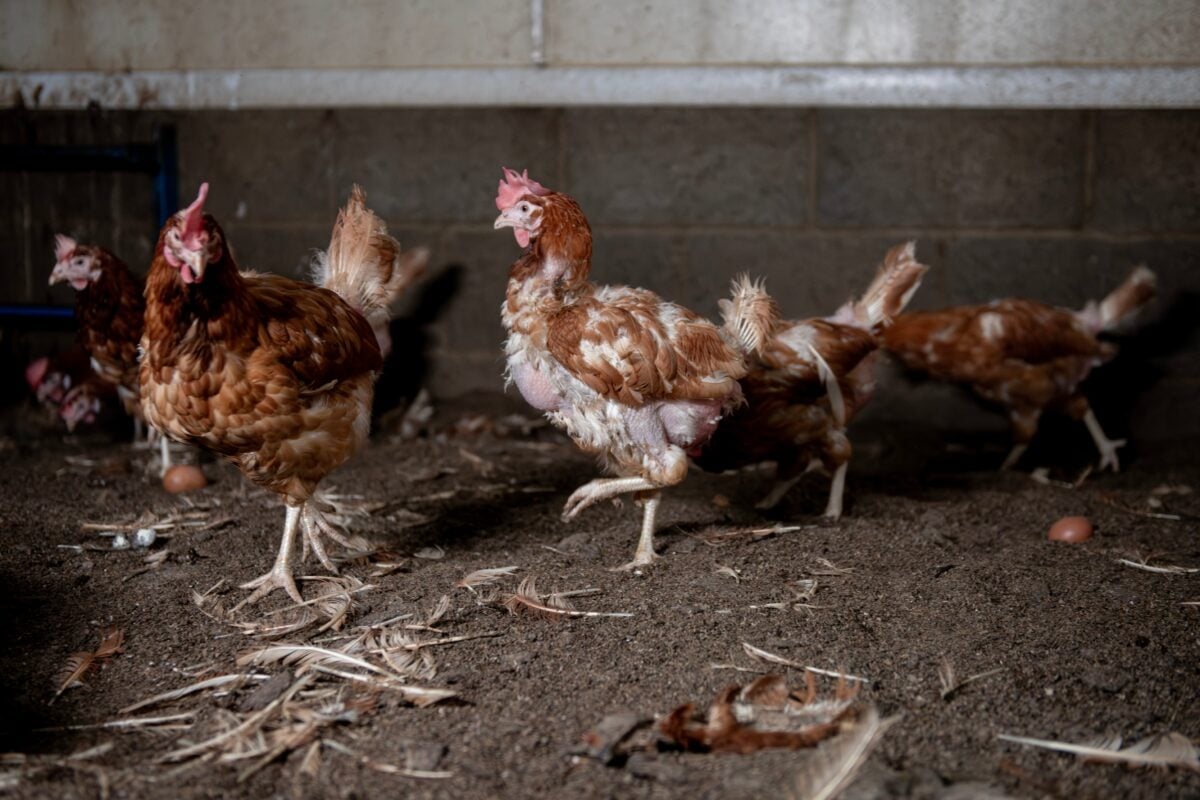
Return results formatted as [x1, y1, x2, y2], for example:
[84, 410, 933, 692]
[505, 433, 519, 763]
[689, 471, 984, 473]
[884, 300, 1104, 382]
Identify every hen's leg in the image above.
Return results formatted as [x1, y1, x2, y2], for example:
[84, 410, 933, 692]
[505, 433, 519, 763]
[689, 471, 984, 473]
[237, 504, 304, 607]
[1082, 408, 1126, 472]
[824, 462, 848, 519]
[158, 433, 173, 477]
[1002, 408, 1040, 470]
[613, 491, 662, 572]
[562, 476, 659, 521]
[756, 459, 820, 511]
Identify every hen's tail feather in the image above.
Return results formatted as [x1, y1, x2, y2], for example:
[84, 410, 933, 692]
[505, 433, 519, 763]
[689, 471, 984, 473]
[313, 185, 430, 358]
[848, 241, 929, 331]
[1081, 265, 1157, 333]
[719, 274, 780, 358]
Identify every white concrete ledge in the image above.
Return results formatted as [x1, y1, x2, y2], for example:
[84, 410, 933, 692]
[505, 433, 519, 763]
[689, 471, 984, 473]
[3, 67, 1199, 110]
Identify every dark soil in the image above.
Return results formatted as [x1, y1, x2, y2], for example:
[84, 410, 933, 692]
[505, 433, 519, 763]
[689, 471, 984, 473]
[1, 394, 1197, 800]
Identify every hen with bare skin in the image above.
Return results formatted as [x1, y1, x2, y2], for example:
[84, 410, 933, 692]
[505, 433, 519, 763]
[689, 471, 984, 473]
[882, 266, 1157, 472]
[493, 169, 777, 570]
[695, 242, 928, 518]
[140, 183, 425, 604]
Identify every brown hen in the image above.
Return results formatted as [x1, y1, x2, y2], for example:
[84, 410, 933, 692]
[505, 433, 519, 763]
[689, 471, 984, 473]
[882, 266, 1156, 471]
[695, 242, 928, 518]
[493, 168, 777, 570]
[140, 183, 426, 603]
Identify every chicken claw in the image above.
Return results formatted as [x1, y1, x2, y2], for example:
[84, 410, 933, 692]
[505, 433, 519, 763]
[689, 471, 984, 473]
[300, 502, 370, 573]
[1083, 409, 1126, 473]
[561, 476, 658, 521]
[235, 505, 304, 608]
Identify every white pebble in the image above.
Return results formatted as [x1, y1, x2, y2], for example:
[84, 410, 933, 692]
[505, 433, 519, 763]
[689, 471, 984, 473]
[111, 533, 131, 550]
[133, 528, 157, 548]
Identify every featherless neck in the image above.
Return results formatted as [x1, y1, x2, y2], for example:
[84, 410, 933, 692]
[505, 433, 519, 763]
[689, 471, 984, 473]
[508, 194, 593, 296]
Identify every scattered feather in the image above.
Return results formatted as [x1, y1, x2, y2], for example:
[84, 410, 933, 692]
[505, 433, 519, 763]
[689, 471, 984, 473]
[120, 674, 261, 714]
[324, 740, 453, 779]
[693, 524, 809, 546]
[743, 643, 870, 685]
[998, 731, 1200, 771]
[455, 566, 520, 592]
[790, 706, 897, 800]
[715, 564, 742, 583]
[1117, 556, 1199, 575]
[52, 626, 125, 702]
[808, 558, 853, 576]
[938, 658, 1005, 700]
[503, 577, 633, 619]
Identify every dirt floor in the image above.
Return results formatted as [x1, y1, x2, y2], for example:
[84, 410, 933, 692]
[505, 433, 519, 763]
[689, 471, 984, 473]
[0, 393, 1197, 800]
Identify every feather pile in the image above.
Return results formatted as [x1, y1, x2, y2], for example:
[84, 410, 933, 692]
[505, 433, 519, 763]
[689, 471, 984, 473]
[658, 673, 861, 754]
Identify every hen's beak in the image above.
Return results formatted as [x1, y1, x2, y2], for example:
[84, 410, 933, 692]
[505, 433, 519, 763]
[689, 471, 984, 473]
[493, 210, 518, 230]
[178, 248, 208, 285]
[48, 261, 68, 286]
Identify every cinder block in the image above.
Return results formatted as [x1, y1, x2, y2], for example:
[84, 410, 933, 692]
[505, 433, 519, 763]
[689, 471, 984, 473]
[1, 0, 532, 70]
[546, 0, 1200, 66]
[1092, 111, 1200, 233]
[562, 109, 809, 227]
[818, 111, 1086, 229]
[179, 111, 336, 225]
[940, 237, 1112, 308]
[680, 232, 951, 320]
[333, 109, 561, 226]
[587, 231, 681, 301]
[424, 229, 512, 355]
[216, 223, 339, 280]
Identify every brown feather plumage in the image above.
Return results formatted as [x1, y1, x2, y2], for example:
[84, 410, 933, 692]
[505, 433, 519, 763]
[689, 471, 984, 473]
[881, 266, 1156, 469]
[696, 243, 928, 516]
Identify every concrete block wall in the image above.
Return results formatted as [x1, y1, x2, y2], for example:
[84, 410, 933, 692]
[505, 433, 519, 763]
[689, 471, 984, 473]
[7, 0, 1198, 69]
[3, 107, 1198, 444]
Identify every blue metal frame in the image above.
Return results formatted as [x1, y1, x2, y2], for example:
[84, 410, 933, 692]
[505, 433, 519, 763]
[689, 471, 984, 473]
[0, 124, 179, 321]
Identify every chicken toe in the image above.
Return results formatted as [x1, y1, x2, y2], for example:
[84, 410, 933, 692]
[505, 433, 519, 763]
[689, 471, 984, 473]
[235, 505, 304, 607]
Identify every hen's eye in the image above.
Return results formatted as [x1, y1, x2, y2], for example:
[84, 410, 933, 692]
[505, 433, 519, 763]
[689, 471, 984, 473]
[520, 203, 530, 212]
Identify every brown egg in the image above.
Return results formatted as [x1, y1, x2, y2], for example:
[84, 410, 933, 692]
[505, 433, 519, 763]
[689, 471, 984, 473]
[1048, 515, 1093, 543]
[163, 464, 207, 493]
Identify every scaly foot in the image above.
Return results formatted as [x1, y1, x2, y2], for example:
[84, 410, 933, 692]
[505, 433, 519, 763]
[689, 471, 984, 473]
[562, 477, 657, 522]
[236, 563, 304, 608]
[300, 502, 370, 572]
[610, 550, 660, 572]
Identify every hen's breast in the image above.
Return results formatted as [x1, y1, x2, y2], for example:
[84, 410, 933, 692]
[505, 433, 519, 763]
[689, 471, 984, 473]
[511, 361, 563, 412]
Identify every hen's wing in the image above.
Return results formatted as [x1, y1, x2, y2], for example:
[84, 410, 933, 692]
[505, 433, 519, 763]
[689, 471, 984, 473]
[545, 285, 744, 405]
[760, 319, 877, 389]
[246, 273, 383, 390]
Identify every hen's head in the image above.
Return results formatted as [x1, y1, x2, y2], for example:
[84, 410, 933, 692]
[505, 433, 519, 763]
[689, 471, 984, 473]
[162, 183, 224, 285]
[49, 235, 103, 291]
[493, 168, 552, 248]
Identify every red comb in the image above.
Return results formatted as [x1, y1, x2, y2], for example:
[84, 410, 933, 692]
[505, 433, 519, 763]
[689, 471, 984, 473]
[53, 234, 76, 262]
[25, 357, 50, 389]
[181, 182, 209, 249]
[495, 167, 550, 210]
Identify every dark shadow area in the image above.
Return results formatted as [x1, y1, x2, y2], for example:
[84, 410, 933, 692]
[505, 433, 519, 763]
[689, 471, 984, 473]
[372, 263, 464, 421]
